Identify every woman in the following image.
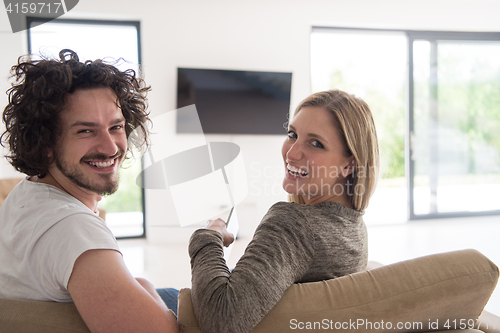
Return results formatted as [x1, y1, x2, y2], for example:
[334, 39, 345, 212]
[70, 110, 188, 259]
[188, 90, 380, 333]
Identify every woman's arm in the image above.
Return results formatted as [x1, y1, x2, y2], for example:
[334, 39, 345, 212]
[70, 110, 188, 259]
[189, 202, 315, 333]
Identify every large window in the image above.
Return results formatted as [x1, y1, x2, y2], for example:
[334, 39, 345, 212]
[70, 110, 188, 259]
[410, 32, 500, 219]
[28, 18, 145, 238]
[311, 27, 500, 223]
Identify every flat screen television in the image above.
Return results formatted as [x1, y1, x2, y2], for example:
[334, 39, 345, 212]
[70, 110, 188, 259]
[177, 68, 292, 135]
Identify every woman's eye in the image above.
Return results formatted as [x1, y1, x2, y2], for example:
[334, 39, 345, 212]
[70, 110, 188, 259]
[287, 131, 297, 139]
[312, 140, 324, 149]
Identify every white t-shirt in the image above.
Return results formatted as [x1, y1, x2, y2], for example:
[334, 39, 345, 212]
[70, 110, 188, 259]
[0, 178, 120, 302]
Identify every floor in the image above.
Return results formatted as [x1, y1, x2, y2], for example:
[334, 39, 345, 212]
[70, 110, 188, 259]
[117, 214, 500, 315]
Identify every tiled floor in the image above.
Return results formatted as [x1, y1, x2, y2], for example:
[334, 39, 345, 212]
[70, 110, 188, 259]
[118, 214, 500, 315]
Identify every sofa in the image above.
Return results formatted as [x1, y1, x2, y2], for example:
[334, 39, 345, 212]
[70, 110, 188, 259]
[0, 177, 23, 207]
[177, 249, 500, 333]
[1, 249, 499, 333]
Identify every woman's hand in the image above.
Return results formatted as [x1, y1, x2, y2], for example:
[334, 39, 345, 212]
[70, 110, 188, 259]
[204, 218, 235, 247]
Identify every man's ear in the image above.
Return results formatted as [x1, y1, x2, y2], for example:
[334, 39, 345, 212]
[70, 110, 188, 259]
[46, 148, 55, 164]
[341, 157, 356, 178]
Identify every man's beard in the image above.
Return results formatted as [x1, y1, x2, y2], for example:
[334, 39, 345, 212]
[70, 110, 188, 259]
[55, 151, 123, 196]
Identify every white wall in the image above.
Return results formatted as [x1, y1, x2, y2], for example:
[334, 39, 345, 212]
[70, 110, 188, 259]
[1, 0, 500, 243]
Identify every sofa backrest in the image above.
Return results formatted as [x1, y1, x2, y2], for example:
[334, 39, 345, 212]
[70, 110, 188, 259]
[0, 178, 23, 207]
[0, 249, 497, 333]
[178, 249, 499, 333]
[0, 298, 90, 333]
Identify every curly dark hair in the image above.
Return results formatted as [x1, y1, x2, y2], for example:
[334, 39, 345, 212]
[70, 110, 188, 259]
[1, 49, 151, 177]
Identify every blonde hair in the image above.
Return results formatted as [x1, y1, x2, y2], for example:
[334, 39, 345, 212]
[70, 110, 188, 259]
[288, 90, 380, 211]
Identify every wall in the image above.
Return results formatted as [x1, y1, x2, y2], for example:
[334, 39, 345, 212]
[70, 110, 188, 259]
[1, 0, 500, 243]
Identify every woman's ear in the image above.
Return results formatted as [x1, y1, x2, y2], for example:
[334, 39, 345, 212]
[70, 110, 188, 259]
[341, 157, 356, 178]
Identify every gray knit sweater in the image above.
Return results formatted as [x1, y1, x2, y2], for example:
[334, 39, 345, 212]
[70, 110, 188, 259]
[188, 201, 367, 333]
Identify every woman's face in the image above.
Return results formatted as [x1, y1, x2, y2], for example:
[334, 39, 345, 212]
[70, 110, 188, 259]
[281, 106, 353, 206]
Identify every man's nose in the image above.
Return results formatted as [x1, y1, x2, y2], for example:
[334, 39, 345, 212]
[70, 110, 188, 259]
[96, 131, 119, 157]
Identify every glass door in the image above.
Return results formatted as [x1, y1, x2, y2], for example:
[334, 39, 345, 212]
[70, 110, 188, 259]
[310, 29, 407, 225]
[409, 34, 500, 218]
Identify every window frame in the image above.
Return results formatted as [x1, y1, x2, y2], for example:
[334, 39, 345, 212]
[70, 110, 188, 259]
[311, 26, 500, 220]
[26, 17, 146, 238]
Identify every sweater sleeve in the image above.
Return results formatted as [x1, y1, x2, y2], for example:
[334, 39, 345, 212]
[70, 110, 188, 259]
[188, 202, 315, 333]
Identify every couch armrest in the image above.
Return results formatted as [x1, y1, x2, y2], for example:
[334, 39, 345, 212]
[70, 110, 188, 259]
[478, 310, 500, 333]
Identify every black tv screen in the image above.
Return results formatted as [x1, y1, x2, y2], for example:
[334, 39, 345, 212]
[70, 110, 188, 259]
[177, 68, 292, 135]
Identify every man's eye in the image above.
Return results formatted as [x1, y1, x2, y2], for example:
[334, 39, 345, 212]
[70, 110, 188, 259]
[287, 131, 297, 139]
[312, 140, 324, 149]
[78, 129, 91, 134]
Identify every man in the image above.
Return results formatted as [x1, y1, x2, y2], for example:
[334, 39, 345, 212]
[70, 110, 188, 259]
[0, 49, 179, 333]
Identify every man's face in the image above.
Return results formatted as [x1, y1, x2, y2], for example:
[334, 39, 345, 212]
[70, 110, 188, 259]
[51, 87, 127, 196]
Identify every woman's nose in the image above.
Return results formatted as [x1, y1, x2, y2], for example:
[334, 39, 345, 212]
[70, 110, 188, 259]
[286, 141, 303, 161]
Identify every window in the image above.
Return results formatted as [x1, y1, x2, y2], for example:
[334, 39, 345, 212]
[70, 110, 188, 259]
[311, 27, 500, 223]
[409, 32, 500, 219]
[28, 18, 145, 238]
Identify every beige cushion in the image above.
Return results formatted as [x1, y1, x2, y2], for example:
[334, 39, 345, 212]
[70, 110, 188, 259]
[0, 178, 23, 207]
[0, 299, 90, 333]
[0, 249, 497, 332]
[178, 249, 499, 333]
